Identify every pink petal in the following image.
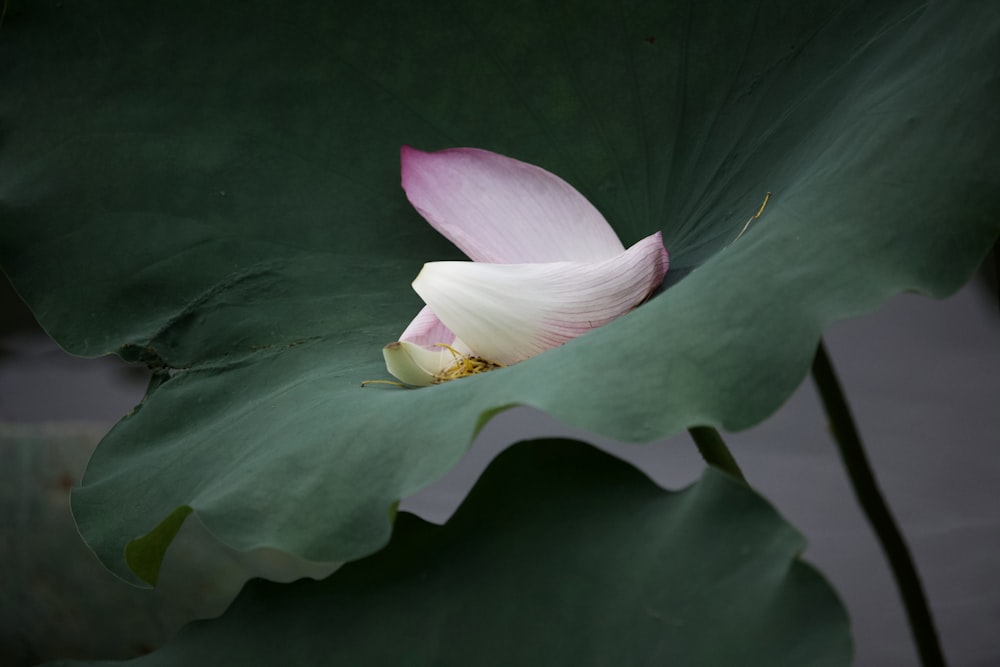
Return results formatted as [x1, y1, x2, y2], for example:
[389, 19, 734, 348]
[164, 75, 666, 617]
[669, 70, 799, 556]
[411, 232, 669, 366]
[398, 305, 456, 347]
[401, 146, 625, 263]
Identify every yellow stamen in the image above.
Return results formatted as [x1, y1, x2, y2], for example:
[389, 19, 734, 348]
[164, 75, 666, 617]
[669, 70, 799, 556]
[433, 343, 465, 360]
[360, 379, 407, 388]
[754, 191, 772, 219]
[362, 342, 504, 388]
[432, 343, 504, 383]
[730, 191, 772, 245]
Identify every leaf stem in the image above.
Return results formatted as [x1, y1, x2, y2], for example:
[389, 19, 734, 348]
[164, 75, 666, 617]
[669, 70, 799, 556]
[811, 340, 946, 667]
[688, 426, 747, 483]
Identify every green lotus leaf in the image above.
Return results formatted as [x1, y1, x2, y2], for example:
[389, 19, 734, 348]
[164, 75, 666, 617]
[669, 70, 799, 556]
[1, 0, 998, 584]
[50, 440, 852, 667]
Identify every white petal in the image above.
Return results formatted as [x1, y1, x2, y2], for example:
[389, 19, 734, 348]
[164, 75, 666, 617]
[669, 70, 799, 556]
[382, 338, 480, 385]
[401, 146, 625, 263]
[382, 341, 450, 387]
[411, 232, 668, 366]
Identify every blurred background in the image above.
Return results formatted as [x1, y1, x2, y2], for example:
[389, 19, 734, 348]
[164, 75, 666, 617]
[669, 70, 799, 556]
[1, 255, 997, 666]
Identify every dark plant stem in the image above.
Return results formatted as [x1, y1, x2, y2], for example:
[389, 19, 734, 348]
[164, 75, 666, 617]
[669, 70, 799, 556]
[812, 340, 946, 667]
[688, 426, 747, 483]
[992, 237, 999, 311]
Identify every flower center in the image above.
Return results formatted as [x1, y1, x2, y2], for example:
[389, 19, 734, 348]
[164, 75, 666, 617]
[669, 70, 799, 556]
[433, 344, 504, 383]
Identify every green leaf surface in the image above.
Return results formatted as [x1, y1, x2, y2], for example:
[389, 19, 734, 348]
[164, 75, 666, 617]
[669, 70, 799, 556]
[1, 0, 998, 582]
[52, 440, 852, 667]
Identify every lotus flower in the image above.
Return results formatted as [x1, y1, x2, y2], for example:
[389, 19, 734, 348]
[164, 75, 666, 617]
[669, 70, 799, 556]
[383, 146, 669, 386]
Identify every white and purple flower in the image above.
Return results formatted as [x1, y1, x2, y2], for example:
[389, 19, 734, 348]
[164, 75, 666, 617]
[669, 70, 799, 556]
[383, 146, 669, 386]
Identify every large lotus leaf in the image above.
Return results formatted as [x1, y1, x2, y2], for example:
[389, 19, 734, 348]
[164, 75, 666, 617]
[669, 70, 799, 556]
[50, 440, 852, 667]
[1, 0, 998, 584]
